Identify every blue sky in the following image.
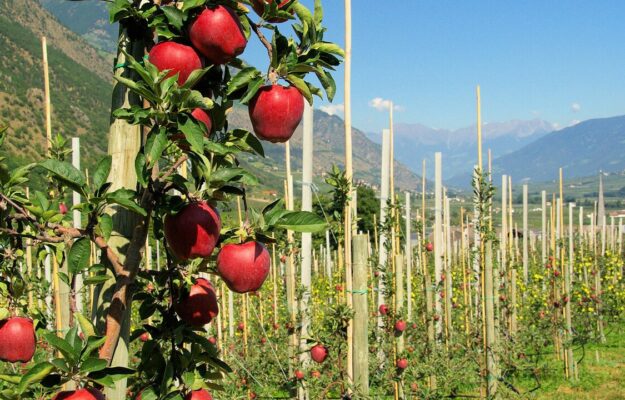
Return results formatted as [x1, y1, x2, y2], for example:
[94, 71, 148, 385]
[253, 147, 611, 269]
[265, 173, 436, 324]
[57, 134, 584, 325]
[245, 1, 625, 133]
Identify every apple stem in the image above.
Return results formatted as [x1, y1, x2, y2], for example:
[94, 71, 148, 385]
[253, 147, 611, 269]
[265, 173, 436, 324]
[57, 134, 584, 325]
[248, 17, 273, 63]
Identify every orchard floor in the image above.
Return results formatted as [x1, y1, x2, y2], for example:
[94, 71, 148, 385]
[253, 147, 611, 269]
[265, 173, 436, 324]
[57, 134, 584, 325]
[527, 327, 625, 399]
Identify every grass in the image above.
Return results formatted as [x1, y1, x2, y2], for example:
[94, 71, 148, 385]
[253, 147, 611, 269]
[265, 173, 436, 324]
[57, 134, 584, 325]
[517, 327, 625, 399]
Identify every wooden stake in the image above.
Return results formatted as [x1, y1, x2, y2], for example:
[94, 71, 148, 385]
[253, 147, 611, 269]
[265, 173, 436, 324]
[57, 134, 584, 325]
[522, 184, 529, 284]
[352, 235, 369, 396]
[434, 152, 443, 337]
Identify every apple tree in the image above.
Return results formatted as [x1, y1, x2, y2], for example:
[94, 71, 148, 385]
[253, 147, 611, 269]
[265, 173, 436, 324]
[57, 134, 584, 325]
[0, 0, 343, 398]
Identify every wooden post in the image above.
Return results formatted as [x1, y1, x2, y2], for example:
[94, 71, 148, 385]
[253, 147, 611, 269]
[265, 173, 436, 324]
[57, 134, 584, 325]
[41, 36, 53, 327]
[91, 27, 145, 399]
[394, 252, 404, 399]
[434, 152, 443, 337]
[565, 202, 576, 379]
[72, 138, 83, 313]
[405, 192, 412, 320]
[523, 184, 529, 284]
[343, 0, 354, 391]
[377, 129, 390, 332]
[352, 234, 369, 396]
[299, 102, 313, 399]
[444, 194, 453, 341]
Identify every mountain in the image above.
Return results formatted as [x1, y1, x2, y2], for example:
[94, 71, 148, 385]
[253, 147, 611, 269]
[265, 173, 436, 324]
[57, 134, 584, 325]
[0, 0, 112, 171]
[39, 0, 117, 53]
[0, 0, 421, 193]
[366, 119, 554, 182]
[487, 115, 625, 184]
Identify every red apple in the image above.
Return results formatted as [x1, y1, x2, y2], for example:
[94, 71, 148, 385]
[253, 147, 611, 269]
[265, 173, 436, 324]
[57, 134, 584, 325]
[188, 6, 247, 65]
[310, 344, 328, 363]
[250, 0, 291, 22]
[185, 389, 213, 400]
[396, 358, 408, 370]
[378, 304, 389, 315]
[165, 201, 221, 260]
[52, 388, 105, 400]
[59, 202, 68, 215]
[237, 322, 245, 331]
[425, 242, 433, 252]
[248, 85, 304, 143]
[0, 317, 35, 363]
[311, 370, 321, 378]
[280, 254, 287, 263]
[208, 336, 217, 345]
[217, 241, 270, 293]
[394, 320, 406, 332]
[294, 370, 304, 380]
[148, 41, 203, 85]
[260, 337, 267, 344]
[139, 332, 150, 342]
[335, 284, 343, 292]
[176, 278, 219, 327]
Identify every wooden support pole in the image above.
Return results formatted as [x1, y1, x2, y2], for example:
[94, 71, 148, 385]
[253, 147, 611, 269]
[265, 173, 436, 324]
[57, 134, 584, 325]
[434, 152, 443, 338]
[377, 129, 390, 333]
[72, 138, 83, 314]
[565, 202, 576, 380]
[523, 184, 529, 284]
[405, 192, 412, 321]
[352, 234, 369, 396]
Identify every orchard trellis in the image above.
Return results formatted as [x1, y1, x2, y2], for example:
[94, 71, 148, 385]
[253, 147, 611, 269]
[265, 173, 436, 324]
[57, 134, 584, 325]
[0, 1, 623, 399]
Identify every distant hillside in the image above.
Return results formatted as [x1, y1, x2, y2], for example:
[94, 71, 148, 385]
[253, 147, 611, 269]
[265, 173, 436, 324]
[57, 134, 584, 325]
[0, 0, 422, 193]
[367, 119, 553, 182]
[39, 0, 117, 53]
[0, 0, 112, 171]
[488, 115, 625, 184]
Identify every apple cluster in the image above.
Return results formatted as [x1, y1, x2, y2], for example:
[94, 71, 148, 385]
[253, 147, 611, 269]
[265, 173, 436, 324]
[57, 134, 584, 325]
[148, 1, 304, 146]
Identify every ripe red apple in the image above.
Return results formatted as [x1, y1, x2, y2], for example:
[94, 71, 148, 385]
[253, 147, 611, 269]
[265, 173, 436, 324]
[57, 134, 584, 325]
[0, 317, 36, 363]
[139, 332, 150, 342]
[294, 370, 305, 380]
[208, 336, 217, 345]
[165, 201, 221, 260]
[188, 5, 247, 65]
[310, 344, 328, 363]
[217, 241, 270, 293]
[248, 85, 304, 143]
[260, 337, 267, 344]
[148, 41, 203, 85]
[237, 322, 245, 331]
[185, 389, 213, 400]
[425, 242, 433, 252]
[311, 370, 321, 378]
[250, 0, 291, 22]
[410, 382, 418, 391]
[378, 304, 389, 315]
[59, 202, 68, 215]
[176, 278, 219, 327]
[554, 270, 560, 277]
[335, 284, 343, 292]
[396, 358, 408, 370]
[394, 320, 406, 332]
[280, 254, 287, 263]
[52, 388, 105, 400]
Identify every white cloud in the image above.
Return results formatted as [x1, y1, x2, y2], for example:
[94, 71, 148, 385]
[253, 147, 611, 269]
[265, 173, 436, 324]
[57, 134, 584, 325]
[368, 97, 404, 112]
[571, 102, 581, 113]
[319, 103, 344, 116]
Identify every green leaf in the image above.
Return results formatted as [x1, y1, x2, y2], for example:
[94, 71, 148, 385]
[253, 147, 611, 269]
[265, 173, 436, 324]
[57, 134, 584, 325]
[0, 308, 8, 320]
[313, 0, 323, 26]
[181, 67, 210, 90]
[84, 275, 113, 285]
[68, 238, 91, 275]
[135, 153, 148, 188]
[0, 374, 20, 384]
[17, 362, 54, 393]
[92, 156, 112, 190]
[74, 312, 96, 338]
[315, 68, 336, 101]
[179, 118, 204, 153]
[39, 159, 86, 193]
[161, 6, 184, 30]
[99, 214, 113, 241]
[145, 127, 168, 168]
[44, 332, 75, 363]
[311, 42, 345, 57]
[106, 189, 147, 216]
[182, 0, 206, 12]
[226, 67, 261, 96]
[286, 75, 313, 104]
[80, 358, 108, 374]
[239, 77, 265, 104]
[274, 211, 327, 232]
[89, 366, 135, 383]
[82, 336, 107, 359]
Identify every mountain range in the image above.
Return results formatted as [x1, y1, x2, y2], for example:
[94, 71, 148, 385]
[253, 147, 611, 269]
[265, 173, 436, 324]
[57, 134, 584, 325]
[366, 119, 556, 183]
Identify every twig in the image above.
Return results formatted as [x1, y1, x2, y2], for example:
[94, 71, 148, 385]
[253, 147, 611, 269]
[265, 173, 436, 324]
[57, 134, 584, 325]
[248, 17, 273, 63]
